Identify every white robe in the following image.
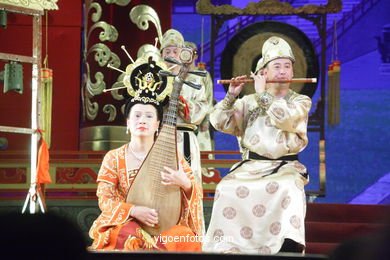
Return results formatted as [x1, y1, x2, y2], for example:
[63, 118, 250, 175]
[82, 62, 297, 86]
[203, 90, 311, 254]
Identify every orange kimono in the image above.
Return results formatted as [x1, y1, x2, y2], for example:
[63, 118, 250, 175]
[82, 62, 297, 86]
[89, 144, 203, 251]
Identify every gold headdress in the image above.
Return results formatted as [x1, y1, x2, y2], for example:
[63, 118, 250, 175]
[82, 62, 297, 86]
[256, 36, 295, 72]
[123, 49, 172, 106]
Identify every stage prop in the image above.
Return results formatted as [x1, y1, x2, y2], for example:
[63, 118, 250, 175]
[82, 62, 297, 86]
[2, 61, 23, 94]
[0, 1, 59, 214]
[80, 1, 171, 150]
[196, 0, 343, 199]
[327, 20, 340, 126]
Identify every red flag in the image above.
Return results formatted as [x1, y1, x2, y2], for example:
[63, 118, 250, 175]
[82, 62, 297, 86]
[36, 138, 51, 184]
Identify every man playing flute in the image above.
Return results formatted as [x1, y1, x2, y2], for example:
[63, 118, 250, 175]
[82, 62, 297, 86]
[203, 36, 312, 254]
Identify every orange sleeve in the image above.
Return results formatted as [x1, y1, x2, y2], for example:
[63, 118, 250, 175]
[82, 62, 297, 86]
[178, 156, 204, 236]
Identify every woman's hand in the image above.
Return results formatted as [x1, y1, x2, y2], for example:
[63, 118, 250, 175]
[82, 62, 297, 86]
[228, 75, 247, 97]
[250, 71, 267, 94]
[130, 206, 159, 227]
[161, 165, 192, 194]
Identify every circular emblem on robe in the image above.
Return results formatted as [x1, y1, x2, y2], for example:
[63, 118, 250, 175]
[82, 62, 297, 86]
[287, 102, 296, 109]
[265, 116, 273, 127]
[252, 204, 266, 217]
[249, 134, 260, 146]
[223, 207, 237, 219]
[290, 215, 301, 229]
[213, 229, 224, 239]
[266, 181, 279, 194]
[281, 196, 291, 209]
[269, 221, 281, 235]
[236, 186, 250, 198]
[240, 226, 253, 239]
[295, 179, 304, 190]
[276, 132, 286, 144]
[294, 161, 306, 172]
[272, 107, 285, 119]
[176, 132, 183, 143]
[258, 245, 272, 254]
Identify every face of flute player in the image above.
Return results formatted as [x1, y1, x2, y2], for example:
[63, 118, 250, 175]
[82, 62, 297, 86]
[162, 46, 181, 64]
[127, 104, 160, 138]
[262, 58, 294, 87]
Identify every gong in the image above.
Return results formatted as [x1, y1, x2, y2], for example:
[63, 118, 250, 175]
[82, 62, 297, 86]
[220, 21, 319, 98]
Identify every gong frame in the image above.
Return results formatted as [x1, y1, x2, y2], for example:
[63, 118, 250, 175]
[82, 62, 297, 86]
[206, 11, 330, 199]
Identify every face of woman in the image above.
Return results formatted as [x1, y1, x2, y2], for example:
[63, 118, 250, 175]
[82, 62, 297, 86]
[127, 104, 160, 138]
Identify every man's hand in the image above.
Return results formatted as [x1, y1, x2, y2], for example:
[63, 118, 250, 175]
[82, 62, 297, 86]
[250, 71, 267, 94]
[228, 75, 247, 97]
[131, 206, 159, 227]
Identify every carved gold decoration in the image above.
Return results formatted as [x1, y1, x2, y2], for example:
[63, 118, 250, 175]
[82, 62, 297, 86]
[89, 2, 102, 22]
[88, 22, 118, 42]
[84, 88, 99, 121]
[111, 74, 125, 101]
[0, 0, 59, 10]
[137, 44, 161, 61]
[196, 0, 342, 15]
[103, 104, 117, 122]
[130, 5, 163, 46]
[105, 0, 131, 6]
[82, 1, 122, 122]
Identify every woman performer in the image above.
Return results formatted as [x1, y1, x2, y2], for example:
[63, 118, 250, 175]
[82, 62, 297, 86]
[203, 37, 312, 254]
[89, 54, 203, 251]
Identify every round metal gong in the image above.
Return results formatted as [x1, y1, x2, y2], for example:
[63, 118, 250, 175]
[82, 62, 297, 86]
[220, 21, 319, 98]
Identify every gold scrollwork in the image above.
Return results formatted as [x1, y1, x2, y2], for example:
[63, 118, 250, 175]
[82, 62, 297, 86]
[88, 2, 102, 23]
[105, 0, 132, 6]
[84, 63, 106, 96]
[88, 43, 120, 68]
[103, 104, 117, 122]
[85, 88, 99, 121]
[108, 52, 121, 68]
[89, 21, 118, 42]
[111, 74, 125, 101]
[130, 5, 163, 46]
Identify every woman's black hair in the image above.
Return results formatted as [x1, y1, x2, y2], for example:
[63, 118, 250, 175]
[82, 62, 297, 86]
[124, 98, 163, 122]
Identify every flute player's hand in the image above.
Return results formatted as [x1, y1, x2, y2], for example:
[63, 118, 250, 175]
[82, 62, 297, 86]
[228, 75, 246, 98]
[250, 71, 267, 94]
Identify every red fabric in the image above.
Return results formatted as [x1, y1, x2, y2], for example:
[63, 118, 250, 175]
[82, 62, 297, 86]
[37, 139, 51, 184]
[179, 96, 189, 120]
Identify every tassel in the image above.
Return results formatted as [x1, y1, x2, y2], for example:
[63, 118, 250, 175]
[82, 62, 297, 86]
[333, 61, 341, 125]
[327, 64, 335, 125]
[328, 19, 341, 126]
[37, 137, 52, 184]
[41, 68, 53, 148]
